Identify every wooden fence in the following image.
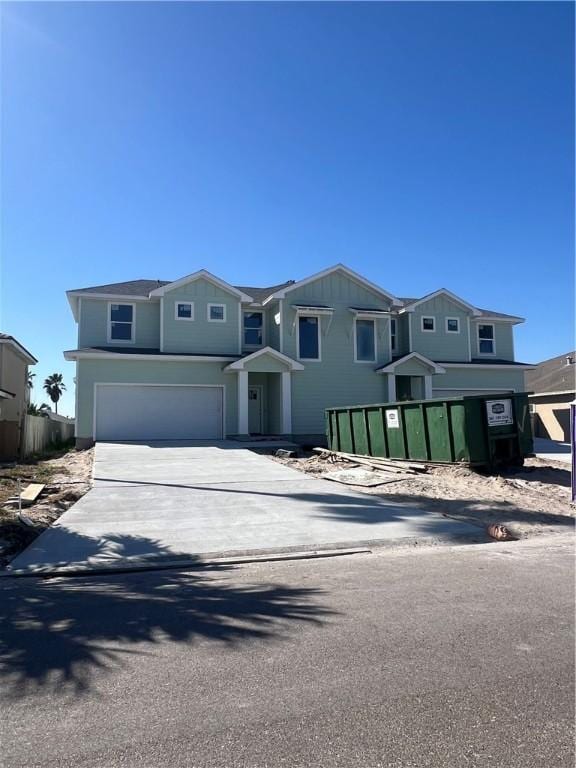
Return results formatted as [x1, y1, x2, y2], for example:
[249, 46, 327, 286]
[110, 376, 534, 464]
[21, 415, 75, 457]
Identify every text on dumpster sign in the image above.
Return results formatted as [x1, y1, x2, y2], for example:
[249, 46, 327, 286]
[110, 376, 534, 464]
[485, 399, 513, 427]
[386, 409, 400, 429]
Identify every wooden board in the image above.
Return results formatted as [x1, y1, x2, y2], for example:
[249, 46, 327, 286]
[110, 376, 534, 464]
[20, 483, 45, 505]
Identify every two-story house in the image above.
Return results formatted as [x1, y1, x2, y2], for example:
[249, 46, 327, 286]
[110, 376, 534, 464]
[64, 264, 532, 447]
[0, 334, 38, 460]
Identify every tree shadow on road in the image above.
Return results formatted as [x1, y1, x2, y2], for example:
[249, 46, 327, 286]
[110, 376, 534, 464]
[0, 534, 334, 698]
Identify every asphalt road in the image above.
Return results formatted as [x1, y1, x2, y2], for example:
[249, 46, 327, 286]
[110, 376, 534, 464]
[1, 535, 574, 767]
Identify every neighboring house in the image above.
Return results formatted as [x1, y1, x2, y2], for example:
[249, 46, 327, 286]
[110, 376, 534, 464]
[0, 334, 38, 460]
[525, 351, 575, 442]
[64, 264, 532, 447]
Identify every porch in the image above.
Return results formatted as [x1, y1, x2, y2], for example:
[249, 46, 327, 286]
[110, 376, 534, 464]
[377, 352, 446, 402]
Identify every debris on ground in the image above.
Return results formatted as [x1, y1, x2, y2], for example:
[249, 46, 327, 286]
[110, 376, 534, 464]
[322, 467, 415, 487]
[0, 447, 93, 567]
[270, 449, 575, 540]
[487, 523, 517, 541]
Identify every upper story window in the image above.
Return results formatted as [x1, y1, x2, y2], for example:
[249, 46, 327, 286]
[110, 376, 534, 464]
[298, 315, 320, 361]
[176, 302, 194, 321]
[390, 318, 397, 352]
[478, 323, 495, 355]
[244, 312, 263, 346]
[355, 319, 376, 363]
[446, 317, 460, 333]
[208, 303, 226, 322]
[421, 316, 435, 332]
[108, 303, 135, 343]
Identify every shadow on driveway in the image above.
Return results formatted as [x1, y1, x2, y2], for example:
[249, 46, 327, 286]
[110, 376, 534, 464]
[0, 533, 334, 698]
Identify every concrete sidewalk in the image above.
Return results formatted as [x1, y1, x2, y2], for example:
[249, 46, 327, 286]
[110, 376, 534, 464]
[533, 438, 572, 465]
[7, 442, 484, 575]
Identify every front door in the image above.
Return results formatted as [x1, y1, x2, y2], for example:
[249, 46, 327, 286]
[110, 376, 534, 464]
[248, 386, 263, 434]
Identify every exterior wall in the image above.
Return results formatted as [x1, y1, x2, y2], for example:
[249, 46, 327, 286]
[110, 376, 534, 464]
[394, 315, 410, 357]
[244, 356, 289, 374]
[280, 272, 392, 435]
[470, 320, 514, 360]
[432, 367, 526, 394]
[161, 279, 241, 354]
[409, 296, 471, 362]
[530, 392, 573, 442]
[266, 302, 280, 351]
[75, 358, 237, 439]
[267, 373, 282, 433]
[0, 345, 28, 423]
[79, 298, 160, 348]
[392, 359, 436, 377]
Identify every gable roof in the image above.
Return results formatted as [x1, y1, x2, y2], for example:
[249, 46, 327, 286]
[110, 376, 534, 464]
[525, 351, 576, 394]
[148, 270, 253, 301]
[398, 294, 522, 322]
[376, 352, 446, 375]
[398, 289, 481, 316]
[0, 334, 37, 364]
[263, 264, 402, 306]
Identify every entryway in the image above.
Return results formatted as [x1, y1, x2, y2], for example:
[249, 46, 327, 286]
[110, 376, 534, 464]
[248, 385, 263, 434]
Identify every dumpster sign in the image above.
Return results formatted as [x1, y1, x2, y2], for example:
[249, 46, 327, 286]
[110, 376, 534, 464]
[485, 399, 513, 427]
[386, 409, 400, 429]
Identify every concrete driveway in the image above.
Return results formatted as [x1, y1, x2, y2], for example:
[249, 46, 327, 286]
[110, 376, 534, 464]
[533, 438, 572, 465]
[7, 442, 483, 574]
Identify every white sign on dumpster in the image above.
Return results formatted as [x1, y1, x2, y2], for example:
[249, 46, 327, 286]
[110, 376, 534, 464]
[386, 409, 400, 429]
[486, 399, 513, 427]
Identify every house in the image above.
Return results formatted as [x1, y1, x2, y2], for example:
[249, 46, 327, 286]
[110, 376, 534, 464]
[64, 264, 532, 447]
[0, 334, 38, 460]
[525, 351, 575, 442]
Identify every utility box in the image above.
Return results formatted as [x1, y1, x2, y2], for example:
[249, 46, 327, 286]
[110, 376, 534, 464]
[326, 393, 533, 468]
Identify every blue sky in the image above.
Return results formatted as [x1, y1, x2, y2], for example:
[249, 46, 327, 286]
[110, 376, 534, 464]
[1, 1, 573, 417]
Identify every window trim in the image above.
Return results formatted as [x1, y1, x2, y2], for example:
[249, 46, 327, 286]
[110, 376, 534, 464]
[421, 316, 436, 333]
[107, 301, 136, 345]
[445, 317, 460, 334]
[353, 317, 377, 363]
[243, 310, 265, 348]
[296, 314, 321, 362]
[175, 302, 194, 321]
[207, 303, 227, 323]
[477, 322, 496, 356]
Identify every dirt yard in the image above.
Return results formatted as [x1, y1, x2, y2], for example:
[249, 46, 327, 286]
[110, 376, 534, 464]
[0, 447, 93, 567]
[270, 451, 575, 540]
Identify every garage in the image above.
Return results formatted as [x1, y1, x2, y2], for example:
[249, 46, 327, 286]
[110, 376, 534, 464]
[94, 384, 224, 441]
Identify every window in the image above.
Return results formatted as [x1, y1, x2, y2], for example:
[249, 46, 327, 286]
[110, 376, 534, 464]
[390, 318, 397, 352]
[478, 323, 495, 354]
[421, 316, 435, 332]
[355, 319, 376, 362]
[446, 317, 460, 333]
[108, 303, 134, 342]
[244, 311, 263, 346]
[176, 302, 194, 321]
[298, 316, 320, 360]
[208, 303, 226, 322]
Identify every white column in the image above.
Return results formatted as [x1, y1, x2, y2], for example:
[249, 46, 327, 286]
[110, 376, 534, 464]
[424, 375, 433, 399]
[237, 370, 249, 434]
[387, 374, 396, 402]
[280, 372, 292, 434]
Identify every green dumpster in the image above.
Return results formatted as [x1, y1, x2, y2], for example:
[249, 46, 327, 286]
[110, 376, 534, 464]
[326, 393, 533, 468]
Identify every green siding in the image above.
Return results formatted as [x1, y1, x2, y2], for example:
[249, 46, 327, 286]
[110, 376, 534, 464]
[471, 320, 514, 360]
[395, 316, 410, 357]
[75, 358, 237, 439]
[79, 298, 160, 348]
[432, 367, 525, 393]
[410, 295, 471, 362]
[392, 358, 435, 376]
[162, 279, 241, 355]
[266, 302, 280, 351]
[281, 271, 392, 434]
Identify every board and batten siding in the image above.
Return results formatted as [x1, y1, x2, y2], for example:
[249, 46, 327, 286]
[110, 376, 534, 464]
[79, 298, 160, 349]
[280, 271, 392, 434]
[75, 358, 237, 439]
[409, 295, 471, 362]
[161, 279, 241, 354]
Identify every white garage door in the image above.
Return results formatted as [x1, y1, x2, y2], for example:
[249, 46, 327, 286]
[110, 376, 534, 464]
[95, 385, 224, 441]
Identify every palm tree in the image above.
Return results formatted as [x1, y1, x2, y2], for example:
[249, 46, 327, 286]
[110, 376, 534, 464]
[27, 402, 51, 416]
[43, 373, 66, 414]
[27, 372, 35, 389]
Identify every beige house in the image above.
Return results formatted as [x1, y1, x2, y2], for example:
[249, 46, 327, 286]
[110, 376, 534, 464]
[0, 334, 38, 460]
[526, 351, 575, 443]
